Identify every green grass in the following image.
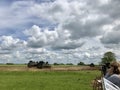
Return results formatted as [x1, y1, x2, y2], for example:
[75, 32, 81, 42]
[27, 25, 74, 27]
[0, 70, 100, 90]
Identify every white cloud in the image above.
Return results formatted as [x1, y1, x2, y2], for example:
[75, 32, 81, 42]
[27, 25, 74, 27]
[24, 25, 84, 49]
[99, 0, 111, 5]
[0, 1, 32, 29]
[0, 36, 26, 50]
[29, 0, 113, 40]
[24, 25, 59, 48]
[84, 52, 91, 58]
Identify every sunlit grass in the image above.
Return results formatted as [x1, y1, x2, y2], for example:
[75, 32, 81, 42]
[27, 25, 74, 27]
[0, 70, 100, 90]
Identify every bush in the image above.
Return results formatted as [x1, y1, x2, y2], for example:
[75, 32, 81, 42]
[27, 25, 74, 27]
[77, 62, 85, 65]
[6, 63, 14, 65]
[66, 63, 73, 65]
[53, 63, 59, 65]
[89, 63, 95, 67]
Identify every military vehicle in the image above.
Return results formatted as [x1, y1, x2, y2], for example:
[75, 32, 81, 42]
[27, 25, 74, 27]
[27, 61, 51, 69]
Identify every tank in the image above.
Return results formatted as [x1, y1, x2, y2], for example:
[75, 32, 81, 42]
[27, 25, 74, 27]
[27, 61, 51, 69]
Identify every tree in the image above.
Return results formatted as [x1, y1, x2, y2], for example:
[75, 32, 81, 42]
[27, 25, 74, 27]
[89, 63, 95, 67]
[101, 51, 116, 64]
[78, 62, 85, 65]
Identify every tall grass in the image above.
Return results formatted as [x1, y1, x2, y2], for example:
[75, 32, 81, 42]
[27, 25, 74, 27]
[0, 70, 100, 90]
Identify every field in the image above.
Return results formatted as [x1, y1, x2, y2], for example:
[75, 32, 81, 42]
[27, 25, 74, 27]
[0, 65, 101, 90]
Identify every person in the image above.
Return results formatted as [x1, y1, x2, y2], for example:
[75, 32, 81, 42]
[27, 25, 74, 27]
[101, 63, 110, 76]
[105, 61, 120, 88]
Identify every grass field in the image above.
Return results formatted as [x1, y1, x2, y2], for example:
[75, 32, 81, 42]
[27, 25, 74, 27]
[0, 69, 101, 90]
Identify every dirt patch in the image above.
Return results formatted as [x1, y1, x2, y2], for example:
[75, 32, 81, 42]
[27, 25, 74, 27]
[0, 65, 99, 71]
[50, 66, 98, 71]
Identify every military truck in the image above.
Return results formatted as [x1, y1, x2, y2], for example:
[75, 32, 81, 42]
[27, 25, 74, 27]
[27, 61, 51, 69]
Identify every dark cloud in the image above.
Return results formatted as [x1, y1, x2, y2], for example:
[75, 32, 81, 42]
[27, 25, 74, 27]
[100, 30, 120, 44]
[62, 18, 106, 39]
[52, 40, 85, 50]
[27, 40, 46, 48]
[0, 50, 11, 54]
[113, 24, 120, 31]
[100, 0, 120, 19]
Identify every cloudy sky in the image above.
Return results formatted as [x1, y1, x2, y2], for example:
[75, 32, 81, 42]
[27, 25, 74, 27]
[0, 0, 120, 64]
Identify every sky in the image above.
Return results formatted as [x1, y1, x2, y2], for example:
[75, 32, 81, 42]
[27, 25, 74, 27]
[0, 0, 120, 64]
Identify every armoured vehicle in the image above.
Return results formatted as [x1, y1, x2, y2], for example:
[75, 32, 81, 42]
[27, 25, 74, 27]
[27, 61, 51, 69]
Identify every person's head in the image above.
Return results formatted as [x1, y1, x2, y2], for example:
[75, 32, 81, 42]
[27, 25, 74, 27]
[110, 61, 120, 74]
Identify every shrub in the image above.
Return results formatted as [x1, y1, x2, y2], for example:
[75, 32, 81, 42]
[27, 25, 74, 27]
[78, 62, 85, 65]
[6, 63, 14, 65]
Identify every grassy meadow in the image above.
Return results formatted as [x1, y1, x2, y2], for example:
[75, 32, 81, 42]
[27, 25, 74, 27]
[0, 69, 101, 90]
